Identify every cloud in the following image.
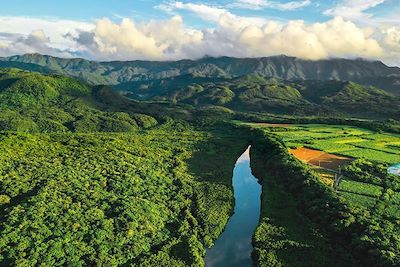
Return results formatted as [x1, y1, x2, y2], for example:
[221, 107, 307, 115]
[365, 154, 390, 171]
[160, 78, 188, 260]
[237, 17, 383, 60]
[382, 27, 400, 52]
[232, 0, 311, 11]
[0, 29, 73, 58]
[67, 14, 385, 62]
[0, 10, 398, 65]
[67, 16, 204, 60]
[156, 2, 229, 22]
[324, 0, 386, 20]
[0, 16, 94, 49]
[156, 1, 268, 26]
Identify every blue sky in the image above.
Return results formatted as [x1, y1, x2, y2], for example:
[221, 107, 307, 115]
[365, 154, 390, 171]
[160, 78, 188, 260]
[0, 0, 399, 65]
[1, 0, 398, 24]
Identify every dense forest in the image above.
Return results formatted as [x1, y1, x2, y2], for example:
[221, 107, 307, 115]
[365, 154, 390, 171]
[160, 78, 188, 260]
[0, 122, 250, 266]
[0, 68, 253, 265]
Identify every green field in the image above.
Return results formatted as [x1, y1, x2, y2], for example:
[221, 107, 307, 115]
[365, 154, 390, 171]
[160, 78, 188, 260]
[337, 191, 377, 208]
[338, 180, 383, 198]
[251, 123, 400, 164]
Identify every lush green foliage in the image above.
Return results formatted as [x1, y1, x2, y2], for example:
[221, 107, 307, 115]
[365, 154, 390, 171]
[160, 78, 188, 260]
[0, 69, 252, 266]
[0, 122, 248, 266]
[0, 69, 158, 133]
[251, 161, 357, 267]
[123, 75, 400, 118]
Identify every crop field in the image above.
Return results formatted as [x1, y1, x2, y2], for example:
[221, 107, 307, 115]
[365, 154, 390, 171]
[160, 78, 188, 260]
[289, 147, 352, 170]
[255, 124, 400, 164]
[337, 191, 377, 208]
[246, 122, 400, 214]
[337, 180, 383, 197]
[314, 168, 335, 187]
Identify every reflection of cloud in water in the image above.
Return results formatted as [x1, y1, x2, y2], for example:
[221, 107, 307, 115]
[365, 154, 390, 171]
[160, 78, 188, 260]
[235, 146, 250, 164]
[205, 236, 252, 267]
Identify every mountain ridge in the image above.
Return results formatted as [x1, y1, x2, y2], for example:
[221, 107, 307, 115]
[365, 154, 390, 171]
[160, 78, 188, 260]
[1, 53, 399, 95]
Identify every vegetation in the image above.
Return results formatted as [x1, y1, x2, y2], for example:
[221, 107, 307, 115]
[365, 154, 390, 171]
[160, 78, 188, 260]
[251, 164, 357, 267]
[121, 75, 400, 118]
[0, 121, 249, 266]
[0, 68, 251, 266]
[0, 65, 399, 266]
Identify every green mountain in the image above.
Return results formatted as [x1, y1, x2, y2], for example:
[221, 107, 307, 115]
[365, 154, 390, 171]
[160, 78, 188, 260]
[0, 68, 158, 133]
[1, 53, 399, 95]
[121, 74, 400, 119]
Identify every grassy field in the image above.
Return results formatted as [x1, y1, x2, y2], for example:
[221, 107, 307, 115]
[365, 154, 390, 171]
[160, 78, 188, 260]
[244, 123, 400, 165]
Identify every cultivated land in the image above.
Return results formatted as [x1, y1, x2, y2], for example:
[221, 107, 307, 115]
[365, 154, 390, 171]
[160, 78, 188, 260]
[289, 147, 352, 170]
[247, 122, 400, 222]
[248, 123, 400, 163]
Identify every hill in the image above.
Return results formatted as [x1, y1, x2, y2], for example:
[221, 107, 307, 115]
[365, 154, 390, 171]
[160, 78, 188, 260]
[0, 69, 158, 133]
[1, 54, 399, 95]
[121, 74, 400, 119]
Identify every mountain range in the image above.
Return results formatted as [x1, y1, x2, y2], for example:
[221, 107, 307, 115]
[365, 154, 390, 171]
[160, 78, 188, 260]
[1, 54, 399, 95]
[0, 54, 399, 120]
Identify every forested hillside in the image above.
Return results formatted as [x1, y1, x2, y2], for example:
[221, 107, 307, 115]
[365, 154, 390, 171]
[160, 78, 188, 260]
[0, 69, 160, 133]
[123, 74, 400, 119]
[0, 68, 251, 265]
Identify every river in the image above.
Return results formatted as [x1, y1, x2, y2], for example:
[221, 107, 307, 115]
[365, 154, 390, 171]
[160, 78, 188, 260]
[204, 146, 262, 267]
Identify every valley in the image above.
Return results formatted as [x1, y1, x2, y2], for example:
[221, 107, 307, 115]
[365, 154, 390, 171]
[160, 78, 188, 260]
[0, 57, 399, 266]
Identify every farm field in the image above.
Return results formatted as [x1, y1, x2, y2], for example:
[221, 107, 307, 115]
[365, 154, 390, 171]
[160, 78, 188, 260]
[289, 147, 353, 170]
[255, 123, 400, 164]
[247, 122, 400, 221]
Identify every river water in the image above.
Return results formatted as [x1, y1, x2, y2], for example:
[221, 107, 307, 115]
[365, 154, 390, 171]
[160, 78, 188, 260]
[204, 146, 262, 267]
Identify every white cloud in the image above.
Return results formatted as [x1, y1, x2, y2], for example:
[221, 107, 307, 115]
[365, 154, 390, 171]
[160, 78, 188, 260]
[156, 2, 229, 22]
[69, 14, 385, 62]
[68, 16, 204, 60]
[237, 17, 383, 60]
[0, 10, 398, 65]
[324, 0, 386, 20]
[157, 1, 268, 26]
[382, 27, 400, 52]
[232, 0, 311, 11]
[0, 16, 94, 51]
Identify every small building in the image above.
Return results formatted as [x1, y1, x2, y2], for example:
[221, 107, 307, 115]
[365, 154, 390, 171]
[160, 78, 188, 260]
[388, 163, 400, 176]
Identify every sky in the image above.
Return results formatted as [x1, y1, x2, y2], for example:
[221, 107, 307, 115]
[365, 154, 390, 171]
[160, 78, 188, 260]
[0, 0, 399, 65]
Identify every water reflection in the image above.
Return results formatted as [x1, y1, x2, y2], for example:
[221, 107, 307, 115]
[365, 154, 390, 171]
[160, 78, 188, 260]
[204, 146, 261, 267]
